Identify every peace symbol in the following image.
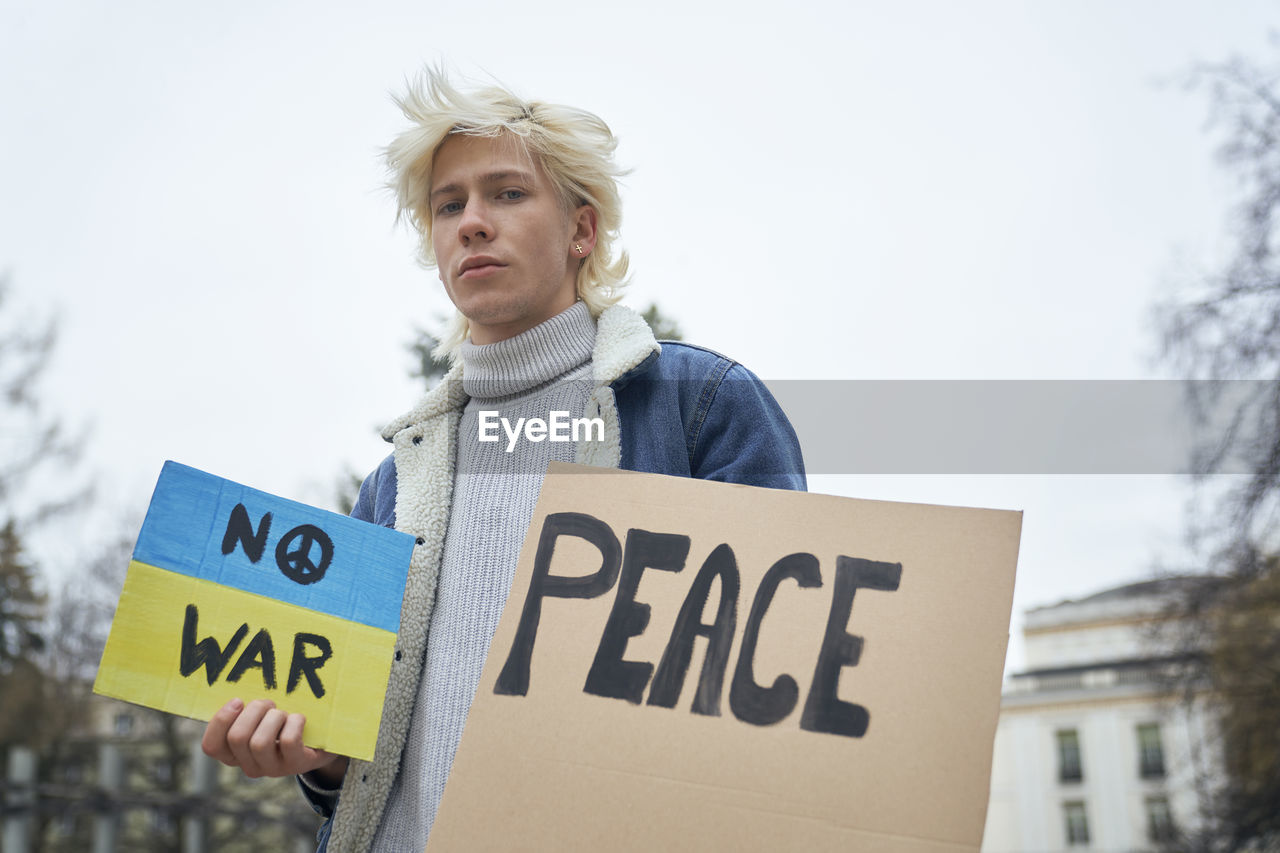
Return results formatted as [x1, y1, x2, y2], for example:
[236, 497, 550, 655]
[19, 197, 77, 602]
[274, 524, 334, 585]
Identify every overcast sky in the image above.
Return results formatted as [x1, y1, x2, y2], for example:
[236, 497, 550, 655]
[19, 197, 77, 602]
[3, 1, 1275, 670]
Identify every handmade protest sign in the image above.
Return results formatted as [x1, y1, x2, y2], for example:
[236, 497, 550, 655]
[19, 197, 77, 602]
[430, 463, 1021, 852]
[94, 461, 413, 761]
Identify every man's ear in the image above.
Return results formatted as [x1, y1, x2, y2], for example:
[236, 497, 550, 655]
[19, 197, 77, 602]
[571, 205, 598, 256]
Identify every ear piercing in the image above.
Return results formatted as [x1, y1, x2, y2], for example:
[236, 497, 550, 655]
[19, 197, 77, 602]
[574, 244, 586, 256]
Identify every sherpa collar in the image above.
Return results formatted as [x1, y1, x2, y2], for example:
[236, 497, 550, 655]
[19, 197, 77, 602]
[379, 303, 660, 442]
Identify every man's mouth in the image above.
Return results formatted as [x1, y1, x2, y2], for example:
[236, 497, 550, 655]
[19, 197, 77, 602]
[459, 256, 504, 278]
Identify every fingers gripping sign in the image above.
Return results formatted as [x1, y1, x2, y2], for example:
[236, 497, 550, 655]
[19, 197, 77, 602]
[202, 698, 347, 782]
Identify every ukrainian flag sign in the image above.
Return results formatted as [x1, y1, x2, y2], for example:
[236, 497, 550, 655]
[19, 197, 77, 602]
[94, 461, 413, 761]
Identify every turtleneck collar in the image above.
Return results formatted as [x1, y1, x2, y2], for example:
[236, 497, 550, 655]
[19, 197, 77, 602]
[459, 301, 596, 400]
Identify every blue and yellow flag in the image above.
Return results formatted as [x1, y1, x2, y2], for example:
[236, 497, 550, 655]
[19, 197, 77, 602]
[94, 461, 413, 761]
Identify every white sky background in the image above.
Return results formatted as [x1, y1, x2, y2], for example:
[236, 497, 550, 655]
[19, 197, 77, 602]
[2, 1, 1275, 671]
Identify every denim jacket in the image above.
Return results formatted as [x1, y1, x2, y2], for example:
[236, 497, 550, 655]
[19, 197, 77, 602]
[309, 305, 805, 852]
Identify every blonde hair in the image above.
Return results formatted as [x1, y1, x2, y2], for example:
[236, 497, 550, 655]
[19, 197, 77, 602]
[386, 68, 630, 359]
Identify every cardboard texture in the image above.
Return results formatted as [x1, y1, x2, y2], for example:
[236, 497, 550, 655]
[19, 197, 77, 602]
[430, 463, 1021, 852]
[94, 461, 414, 761]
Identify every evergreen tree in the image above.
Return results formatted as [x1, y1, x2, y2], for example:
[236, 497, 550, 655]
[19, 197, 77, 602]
[0, 519, 47, 751]
[639, 302, 683, 342]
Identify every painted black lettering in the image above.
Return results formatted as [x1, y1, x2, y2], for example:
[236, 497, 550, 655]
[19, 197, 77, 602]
[494, 512, 622, 696]
[647, 543, 739, 715]
[221, 504, 272, 563]
[729, 553, 821, 726]
[584, 529, 691, 704]
[225, 628, 278, 690]
[287, 633, 332, 698]
[179, 604, 249, 686]
[801, 556, 902, 738]
[275, 524, 334, 585]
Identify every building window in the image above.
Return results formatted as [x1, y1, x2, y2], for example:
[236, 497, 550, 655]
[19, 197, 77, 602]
[113, 712, 134, 736]
[1064, 801, 1090, 846]
[1057, 728, 1083, 782]
[151, 808, 175, 833]
[1146, 796, 1176, 843]
[1137, 723, 1166, 778]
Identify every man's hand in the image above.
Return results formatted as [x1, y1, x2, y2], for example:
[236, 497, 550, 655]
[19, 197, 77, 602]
[201, 698, 348, 784]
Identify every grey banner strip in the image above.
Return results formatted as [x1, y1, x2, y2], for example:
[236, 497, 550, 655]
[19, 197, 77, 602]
[439, 379, 1267, 475]
[767, 380, 1260, 475]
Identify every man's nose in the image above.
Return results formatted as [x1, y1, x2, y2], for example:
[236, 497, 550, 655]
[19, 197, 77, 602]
[459, 201, 492, 243]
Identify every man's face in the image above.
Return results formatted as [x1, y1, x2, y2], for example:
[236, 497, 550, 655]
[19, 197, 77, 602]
[429, 134, 594, 345]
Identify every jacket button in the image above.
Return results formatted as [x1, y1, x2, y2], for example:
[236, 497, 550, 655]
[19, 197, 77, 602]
[395, 649, 402, 661]
[412, 435, 422, 445]
[362, 774, 368, 782]
[416, 537, 425, 545]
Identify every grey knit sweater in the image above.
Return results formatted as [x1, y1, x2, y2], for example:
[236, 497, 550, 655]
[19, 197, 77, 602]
[370, 302, 596, 851]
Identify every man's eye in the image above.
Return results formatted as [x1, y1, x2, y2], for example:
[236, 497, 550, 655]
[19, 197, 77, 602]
[498, 189, 525, 201]
[437, 201, 463, 216]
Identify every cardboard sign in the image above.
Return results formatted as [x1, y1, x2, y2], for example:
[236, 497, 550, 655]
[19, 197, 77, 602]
[430, 463, 1021, 851]
[94, 461, 414, 760]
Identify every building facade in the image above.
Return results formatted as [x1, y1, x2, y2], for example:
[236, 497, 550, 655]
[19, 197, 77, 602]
[982, 579, 1219, 853]
[2, 692, 319, 853]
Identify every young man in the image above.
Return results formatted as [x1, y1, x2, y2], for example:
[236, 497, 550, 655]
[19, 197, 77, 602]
[201, 71, 805, 852]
